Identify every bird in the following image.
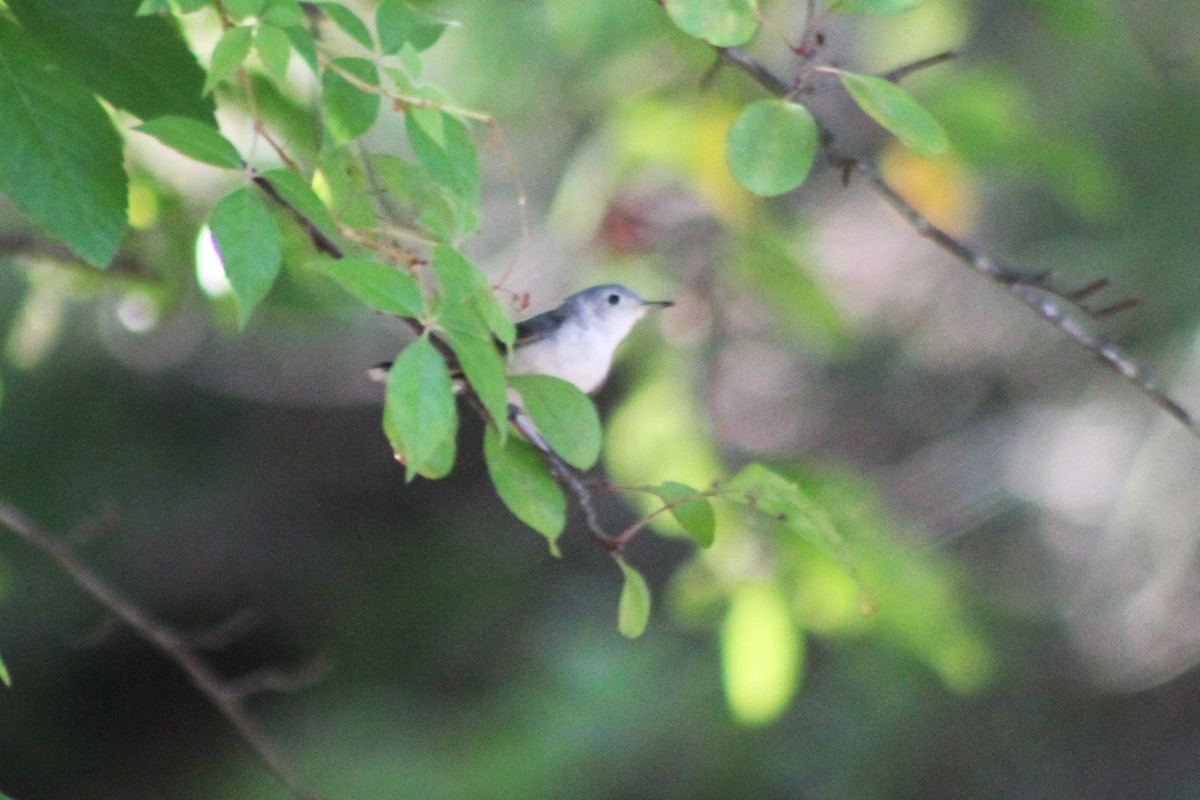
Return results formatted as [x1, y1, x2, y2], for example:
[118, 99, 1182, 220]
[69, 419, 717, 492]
[371, 284, 673, 393]
[505, 284, 673, 393]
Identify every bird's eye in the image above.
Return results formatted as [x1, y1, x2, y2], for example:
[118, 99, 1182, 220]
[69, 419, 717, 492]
[607, 293, 621, 305]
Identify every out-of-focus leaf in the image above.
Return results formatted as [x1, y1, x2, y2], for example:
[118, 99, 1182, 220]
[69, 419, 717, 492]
[383, 335, 457, 481]
[617, 558, 652, 638]
[509, 375, 602, 470]
[837, 69, 949, 158]
[649, 481, 715, 548]
[282, 25, 318, 73]
[317, 145, 376, 227]
[0, 17, 127, 267]
[223, 0, 264, 18]
[483, 425, 566, 553]
[316, 2, 374, 48]
[663, 0, 759, 46]
[406, 108, 481, 235]
[205, 25, 254, 93]
[726, 99, 818, 196]
[723, 464, 848, 565]
[209, 185, 282, 326]
[827, 0, 925, 13]
[254, 24, 293, 80]
[134, 116, 243, 169]
[371, 155, 458, 239]
[262, 0, 306, 27]
[0, 652, 9, 687]
[307, 257, 423, 318]
[721, 582, 803, 724]
[322, 58, 380, 144]
[7, 0, 214, 123]
[377, 0, 449, 54]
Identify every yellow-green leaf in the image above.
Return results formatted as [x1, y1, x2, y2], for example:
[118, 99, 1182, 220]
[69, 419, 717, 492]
[617, 558, 652, 638]
[651, 481, 715, 548]
[721, 582, 803, 724]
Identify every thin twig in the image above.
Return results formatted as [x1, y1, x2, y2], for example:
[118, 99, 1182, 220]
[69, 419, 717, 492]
[0, 502, 323, 800]
[882, 50, 956, 83]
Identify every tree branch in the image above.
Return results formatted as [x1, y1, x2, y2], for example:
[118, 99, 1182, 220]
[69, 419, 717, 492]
[714, 45, 1200, 439]
[0, 502, 324, 800]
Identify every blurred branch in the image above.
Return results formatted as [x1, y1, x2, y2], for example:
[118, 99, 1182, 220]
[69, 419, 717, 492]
[714, 45, 1200, 440]
[0, 502, 324, 800]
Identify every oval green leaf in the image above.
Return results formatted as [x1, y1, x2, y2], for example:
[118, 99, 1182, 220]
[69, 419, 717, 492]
[617, 558, 652, 639]
[321, 58, 380, 144]
[135, 115, 243, 169]
[316, 2, 374, 48]
[664, 0, 759, 46]
[443, 327, 509, 443]
[726, 99, 818, 197]
[254, 24, 293, 81]
[720, 582, 803, 724]
[483, 425, 566, 553]
[208, 185, 282, 327]
[205, 24, 253, 94]
[383, 335, 458, 481]
[837, 70, 949, 158]
[307, 256, 423, 318]
[652, 481, 715, 548]
[509, 375, 602, 470]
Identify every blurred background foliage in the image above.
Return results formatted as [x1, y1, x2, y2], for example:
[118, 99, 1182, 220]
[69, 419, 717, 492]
[4, 0, 1200, 797]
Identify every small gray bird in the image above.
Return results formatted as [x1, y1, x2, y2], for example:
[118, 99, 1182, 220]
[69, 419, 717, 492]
[372, 284, 673, 393]
[506, 284, 673, 393]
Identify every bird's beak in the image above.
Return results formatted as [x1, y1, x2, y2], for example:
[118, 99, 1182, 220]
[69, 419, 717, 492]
[646, 300, 674, 310]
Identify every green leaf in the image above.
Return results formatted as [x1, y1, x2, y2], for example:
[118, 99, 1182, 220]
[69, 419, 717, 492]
[254, 24, 293, 81]
[7, 0, 214, 123]
[721, 582, 802, 724]
[723, 464, 846, 562]
[663, 0, 759, 46]
[483, 425, 565, 552]
[383, 335, 458, 481]
[837, 70, 949, 158]
[430, 244, 516, 346]
[0, 652, 9, 687]
[377, 0, 449, 54]
[262, 0, 306, 27]
[316, 2, 374, 49]
[317, 146, 376, 227]
[134, 116, 243, 169]
[443, 327, 509, 443]
[322, 58, 380, 144]
[205, 25, 254, 94]
[307, 256, 423, 317]
[0, 18, 127, 267]
[827, 0, 925, 13]
[616, 558, 652, 638]
[650, 481, 715, 548]
[727, 98, 818, 197]
[223, 0, 265, 18]
[208, 185, 282, 326]
[370, 155, 458, 238]
[282, 25, 318, 73]
[405, 108, 481, 235]
[509, 376, 602, 470]
[256, 167, 342, 246]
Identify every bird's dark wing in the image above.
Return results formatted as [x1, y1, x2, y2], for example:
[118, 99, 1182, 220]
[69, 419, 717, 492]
[512, 305, 568, 348]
